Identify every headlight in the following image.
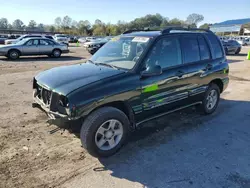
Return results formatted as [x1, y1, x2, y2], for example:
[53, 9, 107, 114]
[59, 95, 69, 107]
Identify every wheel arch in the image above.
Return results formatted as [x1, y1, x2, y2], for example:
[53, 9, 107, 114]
[86, 100, 136, 130]
[53, 48, 62, 53]
[209, 79, 224, 93]
[8, 48, 22, 55]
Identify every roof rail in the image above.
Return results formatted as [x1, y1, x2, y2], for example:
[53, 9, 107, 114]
[161, 27, 213, 34]
[122, 28, 159, 34]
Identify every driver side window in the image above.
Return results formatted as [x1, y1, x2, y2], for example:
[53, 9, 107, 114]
[144, 37, 182, 69]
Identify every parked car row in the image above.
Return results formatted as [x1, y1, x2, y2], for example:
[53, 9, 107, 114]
[219, 36, 250, 46]
[80, 36, 113, 54]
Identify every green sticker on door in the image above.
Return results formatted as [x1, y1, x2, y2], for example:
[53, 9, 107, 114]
[143, 84, 159, 93]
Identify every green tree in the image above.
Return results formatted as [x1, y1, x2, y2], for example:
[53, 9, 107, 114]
[62, 16, 72, 32]
[186, 13, 204, 27]
[49, 25, 56, 32]
[0, 18, 8, 29]
[7, 23, 12, 30]
[169, 18, 185, 26]
[160, 17, 170, 28]
[54, 17, 62, 29]
[37, 23, 45, 31]
[199, 23, 211, 29]
[78, 20, 91, 35]
[28, 20, 37, 29]
[94, 19, 102, 25]
[12, 19, 24, 29]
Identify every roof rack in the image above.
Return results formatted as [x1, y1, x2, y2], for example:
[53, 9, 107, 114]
[161, 27, 213, 34]
[122, 28, 159, 34]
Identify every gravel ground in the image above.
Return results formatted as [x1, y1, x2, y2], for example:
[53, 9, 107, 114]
[0, 45, 250, 188]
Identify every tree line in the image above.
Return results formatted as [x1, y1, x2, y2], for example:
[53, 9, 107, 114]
[0, 13, 211, 36]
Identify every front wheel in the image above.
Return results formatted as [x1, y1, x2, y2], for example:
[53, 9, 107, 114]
[200, 83, 220, 115]
[235, 48, 240, 54]
[80, 107, 130, 157]
[8, 50, 20, 60]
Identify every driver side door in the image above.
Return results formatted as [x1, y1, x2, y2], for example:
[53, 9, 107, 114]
[137, 36, 191, 122]
[22, 39, 39, 55]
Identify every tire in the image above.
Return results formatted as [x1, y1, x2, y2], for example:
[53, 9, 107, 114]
[235, 48, 240, 54]
[8, 50, 20, 60]
[80, 107, 130, 157]
[200, 83, 220, 115]
[52, 49, 61, 58]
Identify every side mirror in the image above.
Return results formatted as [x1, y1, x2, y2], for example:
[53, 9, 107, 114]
[141, 65, 162, 77]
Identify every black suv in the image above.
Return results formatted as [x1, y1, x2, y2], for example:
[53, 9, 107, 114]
[33, 27, 229, 157]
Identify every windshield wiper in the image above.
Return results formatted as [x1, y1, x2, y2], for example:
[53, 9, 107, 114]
[96, 62, 118, 69]
[87, 59, 96, 64]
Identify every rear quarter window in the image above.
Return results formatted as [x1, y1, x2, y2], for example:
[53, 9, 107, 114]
[206, 34, 223, 59]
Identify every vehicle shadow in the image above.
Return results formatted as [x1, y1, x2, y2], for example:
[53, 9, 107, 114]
[46, 97, 250, 187]
[90, 98, 250, 187]
[0, 55, 84, 62]
[228, 53, 247, 57]
[227, 59, 243, 64]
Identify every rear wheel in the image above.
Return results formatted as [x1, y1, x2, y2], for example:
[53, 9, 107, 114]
[8, 50, 20, 60]
[80, 107, 130, 157]
[200, 83, 220, 115]
[52, 49, 61, 58]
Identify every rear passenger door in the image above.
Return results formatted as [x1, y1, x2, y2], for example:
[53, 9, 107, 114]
[181, 34, 224, 103]
[39, 39, 54, 54]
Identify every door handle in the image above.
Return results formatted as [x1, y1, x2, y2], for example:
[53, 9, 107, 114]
[206, 64, 213, 70]
[175, 70, 184, 78]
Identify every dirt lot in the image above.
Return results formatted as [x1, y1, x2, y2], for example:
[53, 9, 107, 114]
[0, 46, 250, 188]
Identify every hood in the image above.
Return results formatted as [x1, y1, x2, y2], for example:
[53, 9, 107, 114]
[85, 40, 107, 45]
[56, 37, 68, 40]
[5, 39, 17, 44]
[0, 43, 21, 49]
[35, 62, 125, 95]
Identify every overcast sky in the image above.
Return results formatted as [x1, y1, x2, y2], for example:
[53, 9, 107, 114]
[1, 0, 249, 25]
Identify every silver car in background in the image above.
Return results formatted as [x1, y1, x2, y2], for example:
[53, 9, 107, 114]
[5, 34, 54, 45]
[0, 37, 69, 60]
[53, 34, 69, 46]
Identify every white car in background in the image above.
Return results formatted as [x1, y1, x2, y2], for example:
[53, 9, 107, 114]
[235, 38, 249, 46]
[5, 34, 53, 45]
[53, 34, 69, 46]
[78, 37, 86, 43]
[83, 38, 99, 49]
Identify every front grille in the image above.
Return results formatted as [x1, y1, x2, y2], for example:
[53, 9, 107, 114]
[37, 85, 52, 106]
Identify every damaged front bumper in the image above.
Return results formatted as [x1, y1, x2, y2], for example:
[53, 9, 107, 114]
[32, 96, 68, 120]
[32, 80, 80, 121]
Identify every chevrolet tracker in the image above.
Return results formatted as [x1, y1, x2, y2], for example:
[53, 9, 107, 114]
[33, 27, 229, 157]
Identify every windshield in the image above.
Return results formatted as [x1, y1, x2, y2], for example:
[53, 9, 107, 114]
[56, 35, 67, 38]
[15, 38, 30, 45]
[90, 36, 151, 70]
[15, 35, 25, 41]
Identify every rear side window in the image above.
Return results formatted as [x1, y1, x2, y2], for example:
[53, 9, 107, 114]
[206, 34, 223, 59]
[197, 36, 210, 60]
[180, 36, 200, 64]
